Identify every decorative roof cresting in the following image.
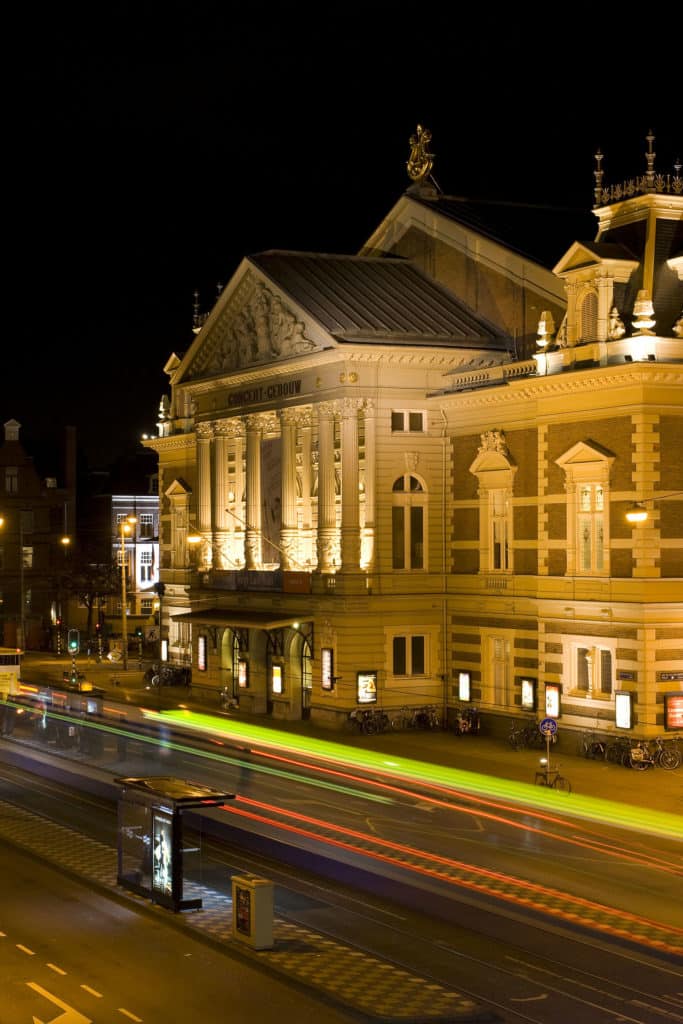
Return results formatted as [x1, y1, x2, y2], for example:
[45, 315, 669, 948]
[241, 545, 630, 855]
[593, 131, 682, 207]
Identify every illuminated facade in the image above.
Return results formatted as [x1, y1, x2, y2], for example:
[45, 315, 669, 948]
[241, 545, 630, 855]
[145, 130, 682, 736]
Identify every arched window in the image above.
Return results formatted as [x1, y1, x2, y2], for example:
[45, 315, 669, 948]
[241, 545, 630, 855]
[392, 474, 426, 570]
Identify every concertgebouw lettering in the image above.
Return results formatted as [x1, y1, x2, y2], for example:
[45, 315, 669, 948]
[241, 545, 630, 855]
[228, 379, 302, 407]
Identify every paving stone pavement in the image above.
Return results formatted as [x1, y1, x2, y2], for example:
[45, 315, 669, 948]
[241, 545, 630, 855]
[0, 795, 496, 1023]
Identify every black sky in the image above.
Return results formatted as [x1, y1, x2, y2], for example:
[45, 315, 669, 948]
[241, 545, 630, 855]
[7, 6, 681, 470]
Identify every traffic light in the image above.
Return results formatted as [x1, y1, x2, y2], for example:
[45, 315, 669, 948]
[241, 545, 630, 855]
[135, 627, 143, 639]
[67, 629, 80, 654]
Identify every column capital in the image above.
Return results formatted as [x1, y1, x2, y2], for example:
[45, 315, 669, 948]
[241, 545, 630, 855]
[215, 419, 244, 439]
[196, 422, 213, 439]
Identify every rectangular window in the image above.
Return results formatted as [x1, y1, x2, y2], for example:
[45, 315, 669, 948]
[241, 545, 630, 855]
[573, 643, 613, 697]
[141, 598, 153, 614]
[577, 484, 604, 573]
[391, 411, 424, 432]
[490, 490, 509, 570]
[139, 513, 154, 538]
[392, 507, 405, 569]
[410, 507, 424, 569]
[5, 468, 18, 494]
[140, 549, 153, 582]
[22, 546, 33, 570]
[392, 635, 426, 676]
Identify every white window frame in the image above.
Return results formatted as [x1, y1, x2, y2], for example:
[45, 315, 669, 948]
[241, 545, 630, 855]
[469, 437, 516, 574]
[385, 626, 436, 687]
[568, 638, 615, 701]
[556, 442, 613, 577]
[391, 410, 426, 433]
[140, 548, 154, 582]
[391, 474, 427, 571]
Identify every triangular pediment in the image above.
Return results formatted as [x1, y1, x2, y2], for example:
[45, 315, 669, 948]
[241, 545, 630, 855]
[165, 478, 192, 498]
[555, 440, 615, 470]
[177, 260, 328, 384]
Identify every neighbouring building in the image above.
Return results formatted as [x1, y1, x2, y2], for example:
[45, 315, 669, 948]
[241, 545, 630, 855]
[144, 128, 682, 738]
[0, 419, 77, 651]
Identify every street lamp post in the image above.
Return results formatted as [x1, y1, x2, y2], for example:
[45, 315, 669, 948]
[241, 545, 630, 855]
[119, 515, 137, 672]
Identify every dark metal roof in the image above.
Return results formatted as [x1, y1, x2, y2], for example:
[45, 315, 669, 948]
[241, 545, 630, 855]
[115, 776, 234, 807]
[407, 194, 598, 270]
[250, 251, 510, 351]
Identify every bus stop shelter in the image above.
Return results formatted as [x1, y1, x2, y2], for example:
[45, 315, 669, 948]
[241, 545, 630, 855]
[115, 776, 234, 912]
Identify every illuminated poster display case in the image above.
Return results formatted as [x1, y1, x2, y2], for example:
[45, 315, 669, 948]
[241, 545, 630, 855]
[238, 659, 249, 688]
[321, 647, 334, 690]
[615, 691, 633, 730]
[457, 670, 471, 702]
[521, 678, 536, 711]
[197, 635, 207, 672]
[544, 683, 560, 718]
[357, 670, 377, 704]
[272, 663, 283, 694]
[664, 692, 683, 731]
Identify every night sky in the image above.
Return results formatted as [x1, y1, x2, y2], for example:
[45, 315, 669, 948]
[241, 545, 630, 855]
[6, 6, 680, 471]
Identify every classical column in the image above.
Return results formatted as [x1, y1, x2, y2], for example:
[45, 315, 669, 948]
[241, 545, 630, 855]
[340, 398, 360, 571]
[316, 402, 337, 572]
[213, 425, 230, 532]
[279, 408, 299, 571]
[245, 415, 263, 569]
[196, 423, 212, 534]
[361, 399, 376, 571]
[300, 414, 313, 565]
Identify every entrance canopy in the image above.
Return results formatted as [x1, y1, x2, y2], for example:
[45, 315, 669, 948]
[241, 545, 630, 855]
[171, 608, 311, 630]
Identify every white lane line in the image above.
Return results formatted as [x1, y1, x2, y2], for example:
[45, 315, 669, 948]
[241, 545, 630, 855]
[47, 963, 67, 975]
[117, 1009, 143, 1021]
[17, 943, 35, 955]
[81, 985, 102, 997]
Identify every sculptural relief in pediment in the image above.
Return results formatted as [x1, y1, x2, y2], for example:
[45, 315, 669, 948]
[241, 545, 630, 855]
[186, 273, 317, 379]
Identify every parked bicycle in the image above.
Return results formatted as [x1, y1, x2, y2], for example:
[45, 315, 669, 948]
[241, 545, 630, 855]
[509, 720, 554, 751]
[534, 759, 571, 793]
[348, 707, 390, 734]
[452, 706, 480, 735]
[414, 704, 441, 730]
[578, 731, 607, 760]
[651, 734, 682, 770]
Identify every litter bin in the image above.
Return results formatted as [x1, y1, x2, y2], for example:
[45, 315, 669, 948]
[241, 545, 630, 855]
[231, 874, 274, 950]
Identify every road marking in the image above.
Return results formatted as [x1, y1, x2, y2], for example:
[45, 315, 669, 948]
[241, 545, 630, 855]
[17, 943, 35, 955]
[27, 982, 92, 1024]
[117, 1009, 143, 1021]
[80, 985, 102, 998]
[47, 964, 67, 975]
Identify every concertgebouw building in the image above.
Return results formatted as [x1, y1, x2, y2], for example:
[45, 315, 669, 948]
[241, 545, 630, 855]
[144, 127, 683, 738]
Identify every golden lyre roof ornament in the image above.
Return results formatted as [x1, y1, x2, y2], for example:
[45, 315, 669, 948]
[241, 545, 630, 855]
[593, 131, 683, 207]
[407, 125, 434, 183]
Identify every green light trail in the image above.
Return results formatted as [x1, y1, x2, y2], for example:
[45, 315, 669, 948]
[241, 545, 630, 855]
[146, 707, 683, 842]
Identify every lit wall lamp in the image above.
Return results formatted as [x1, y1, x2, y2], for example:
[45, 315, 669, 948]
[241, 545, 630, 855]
[625, 491, 683, 524]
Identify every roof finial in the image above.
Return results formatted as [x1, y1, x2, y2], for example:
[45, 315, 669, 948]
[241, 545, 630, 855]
[407, 125, 434, 184]
[192, 289, 203, 334]
[594, 148, 604, 206]
[644, 129, 656, 191]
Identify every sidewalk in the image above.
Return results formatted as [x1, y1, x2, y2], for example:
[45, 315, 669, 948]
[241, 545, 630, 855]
[18, 652, 683, 815]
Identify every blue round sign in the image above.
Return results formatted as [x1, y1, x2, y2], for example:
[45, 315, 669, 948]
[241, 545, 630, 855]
[539, 717, 558, 735]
